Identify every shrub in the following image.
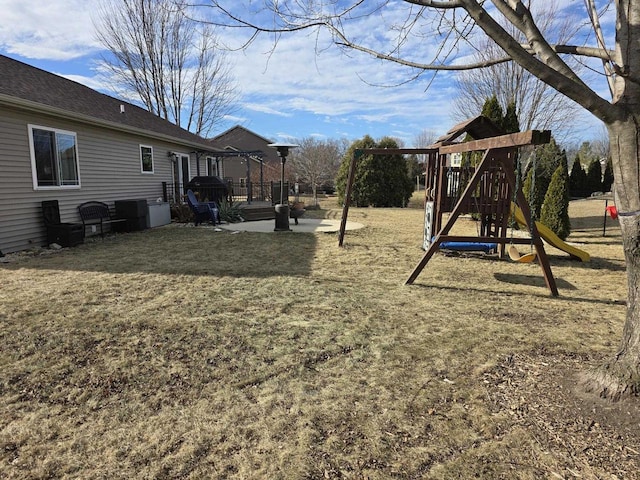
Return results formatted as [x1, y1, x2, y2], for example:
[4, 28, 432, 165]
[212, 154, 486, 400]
[523, 166, 546, 221]
[569, 157, 589, 197]
[171, 204, 193, 223]
[602, 158, 614, 192]
[541, 165, 571, 240]
[586, 158, 603, 194]
[218, 200, 244, 223]
[336, 135, 413, 207]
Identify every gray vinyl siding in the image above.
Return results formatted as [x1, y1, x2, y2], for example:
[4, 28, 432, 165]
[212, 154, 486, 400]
[0, 105, 201, 253]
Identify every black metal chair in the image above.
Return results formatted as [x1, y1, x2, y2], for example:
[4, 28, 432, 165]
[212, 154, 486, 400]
[187, 190, 220, 225]
[42, 200, 85, 247]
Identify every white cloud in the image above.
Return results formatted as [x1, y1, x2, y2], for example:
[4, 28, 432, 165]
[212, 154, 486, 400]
[224, 18, 460, 139]
[243, 102, 293, 117]
[0, 0, 102, 60]
[0, 0, 609, 145]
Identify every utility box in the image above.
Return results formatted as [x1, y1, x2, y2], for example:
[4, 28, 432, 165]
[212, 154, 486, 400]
[148, 202, 171, 228]
[115, 199, 149, 232]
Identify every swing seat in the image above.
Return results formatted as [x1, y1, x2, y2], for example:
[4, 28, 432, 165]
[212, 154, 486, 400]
[440, 241, 497, 253]
[508, 245, 537, 263]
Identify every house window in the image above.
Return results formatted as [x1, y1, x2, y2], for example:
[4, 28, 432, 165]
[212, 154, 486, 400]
[140, 145, 154, 173]
[29, 125, 80, 188]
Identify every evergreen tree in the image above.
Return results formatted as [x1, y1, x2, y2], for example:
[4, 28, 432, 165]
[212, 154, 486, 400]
[522, 165, 546, 220]
[406, 153, 423, 186]
[541, 164, 571, 240]
[502, 100, 520, 133]
[336, 135, 376, 206]
[335, 135, 413, 207]
[603, 158, 614, 192]
[586, 158, 603, 194]
[481, 95, 504, 129]
[569, 157, 589, 197]
[521, 138, 563, 219]
[537, 138, 564, 180]
[375, 137, 415, 207]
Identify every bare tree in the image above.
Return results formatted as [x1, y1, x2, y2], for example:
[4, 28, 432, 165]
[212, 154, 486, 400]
[412, 129, 438, 178]
[94, 0, 237, 136]
[412, 129, 438, 149]
[451, 1, 581, 136]
[198, 0, 640, 400]
[289, 137, 346, 205]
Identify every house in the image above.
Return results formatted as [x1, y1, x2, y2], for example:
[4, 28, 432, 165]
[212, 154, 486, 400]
[208, 125, 281, 191]
[0, 54, 221, 254]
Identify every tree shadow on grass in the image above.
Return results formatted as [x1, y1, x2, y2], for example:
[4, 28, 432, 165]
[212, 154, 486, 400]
[411, 281, 625, 307]
[549, 254, 626, 272]
[0, 227, 318, 278]
[493, 272, 577, 291]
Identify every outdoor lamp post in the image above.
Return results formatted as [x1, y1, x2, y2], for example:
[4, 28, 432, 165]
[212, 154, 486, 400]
[268, 142, 298, 231]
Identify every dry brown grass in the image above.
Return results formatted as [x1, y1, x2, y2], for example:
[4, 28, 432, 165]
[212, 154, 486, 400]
[1, 195, 637, 479]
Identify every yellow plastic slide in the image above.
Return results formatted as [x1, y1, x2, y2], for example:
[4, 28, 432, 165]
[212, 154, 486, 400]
[511, 203, 590, 262]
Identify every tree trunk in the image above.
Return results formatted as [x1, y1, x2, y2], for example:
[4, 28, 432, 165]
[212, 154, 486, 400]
[584, 116, 640, 399]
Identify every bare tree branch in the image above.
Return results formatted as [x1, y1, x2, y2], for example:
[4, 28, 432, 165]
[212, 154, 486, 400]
[95, 0, 238, 136]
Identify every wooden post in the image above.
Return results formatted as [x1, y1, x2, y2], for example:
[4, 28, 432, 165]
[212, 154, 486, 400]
[406, 150, 492, 285]
[406, 147, 559, 297]
[501, 156, 558, 296]
[338, 149, 362, 247]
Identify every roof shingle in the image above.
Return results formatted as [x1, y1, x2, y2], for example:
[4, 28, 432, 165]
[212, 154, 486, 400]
[0, 54, 216, 151]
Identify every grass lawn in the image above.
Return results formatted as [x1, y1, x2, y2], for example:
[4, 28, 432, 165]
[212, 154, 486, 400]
[1, 195, 638, 479]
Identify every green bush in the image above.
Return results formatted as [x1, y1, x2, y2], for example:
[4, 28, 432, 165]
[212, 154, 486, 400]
[523, 167, 546, 221]
[218, 200, 244, 223]
[569, 157, 589, 197]
[541, 164, 571, 240]
[586, 158, 603, 194]
[602, 158, 614, 192]
[521, 140, 566, 220]
[336, 135, 414, 207]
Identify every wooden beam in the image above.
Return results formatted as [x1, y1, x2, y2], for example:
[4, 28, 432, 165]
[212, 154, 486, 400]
[438, 130, 551, 155]
[338, 150, 361, 247]
[359, 148, 439, 155]
[436, 236, 538, 245]
[406, 149, 492, 285]
[406, 147, 559, 296]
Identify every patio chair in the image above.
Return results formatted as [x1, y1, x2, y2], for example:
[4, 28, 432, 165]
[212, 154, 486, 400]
[42, 200, 85, 247]
[187, 189, 220, 226]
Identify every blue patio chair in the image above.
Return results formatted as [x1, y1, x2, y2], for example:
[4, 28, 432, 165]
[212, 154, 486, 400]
[187, 189, 220, 226]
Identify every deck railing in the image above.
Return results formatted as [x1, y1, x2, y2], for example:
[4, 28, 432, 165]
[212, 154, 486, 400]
[163, 181, 290, 205]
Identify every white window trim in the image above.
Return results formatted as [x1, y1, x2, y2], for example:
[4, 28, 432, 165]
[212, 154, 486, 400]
[176, 152, 191, 187]
[140, 144, 154, 174]
[28, 124, 81, 190]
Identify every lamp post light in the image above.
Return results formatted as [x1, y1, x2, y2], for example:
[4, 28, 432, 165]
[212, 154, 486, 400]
[269, 142, 298, 231]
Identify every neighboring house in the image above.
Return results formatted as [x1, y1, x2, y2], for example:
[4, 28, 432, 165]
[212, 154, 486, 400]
[208, 125, 281, 186]
[0, 54, 221, 254]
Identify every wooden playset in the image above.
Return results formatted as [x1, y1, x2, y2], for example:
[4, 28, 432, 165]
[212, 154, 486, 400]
[338, 116, 561, 296]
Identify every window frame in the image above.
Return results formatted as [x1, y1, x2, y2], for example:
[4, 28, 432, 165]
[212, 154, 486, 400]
[206, 156, 216, 176]
[140, 144, 154, 174]
[28, 124, 81, 190]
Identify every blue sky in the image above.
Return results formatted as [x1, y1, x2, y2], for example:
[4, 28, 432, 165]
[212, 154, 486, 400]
[0, 0, 608, 146]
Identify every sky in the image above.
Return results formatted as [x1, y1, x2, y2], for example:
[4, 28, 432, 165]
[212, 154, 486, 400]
[0, 0, 610, 146]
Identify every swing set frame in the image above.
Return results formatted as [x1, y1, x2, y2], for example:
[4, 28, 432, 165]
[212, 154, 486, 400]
[337, 128, 559, 296]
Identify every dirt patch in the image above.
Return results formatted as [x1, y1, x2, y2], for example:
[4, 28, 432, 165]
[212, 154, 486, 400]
[482, 351, 640, 479]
